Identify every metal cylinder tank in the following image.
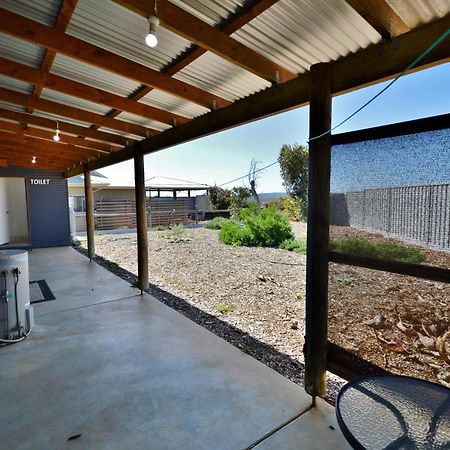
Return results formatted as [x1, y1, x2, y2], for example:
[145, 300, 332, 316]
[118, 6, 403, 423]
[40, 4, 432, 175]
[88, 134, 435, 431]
[0, 250, 31, 339]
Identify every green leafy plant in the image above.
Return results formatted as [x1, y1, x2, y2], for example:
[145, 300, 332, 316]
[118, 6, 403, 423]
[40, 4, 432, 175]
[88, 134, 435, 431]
[336, 276, 360, 287]
[152, 225, 165, 231]
[165, 224, 187, 244]
[204, 217, 231, 230]
[280, 196, 307, 221]
[219, 204, 294, 247]
[278, 143, 308, 203]
[215, 305, 234, 314]
[330, 238, 425, 264]
[279, 238, 307, 254]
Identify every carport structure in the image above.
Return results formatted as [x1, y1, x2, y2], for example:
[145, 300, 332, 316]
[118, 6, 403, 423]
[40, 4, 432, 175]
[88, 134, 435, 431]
[0, 0, 449, 437]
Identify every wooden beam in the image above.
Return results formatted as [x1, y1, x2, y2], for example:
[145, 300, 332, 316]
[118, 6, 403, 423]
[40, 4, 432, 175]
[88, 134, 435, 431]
[84, 167, 95, 260]
[114, 0, 295, 83]
[345, 0, 410, 38]
[0, 57, 190, 126]
[0, 120, 113, 153]
[104, 0, 280, 120]
[332, 113, 450, 145]
[65, 16, 450, 177]
[0, 157, 65, 171]
[0, 7, 230, 110]
[0, 147, 79, 165]
[329, 252, 450, 284]
[0, 87, 155, 137]
[304, 62, 332, 400]
[28, 0, 78, 113]
[134, 149, 149, 291]
[0, 107, 127, 147]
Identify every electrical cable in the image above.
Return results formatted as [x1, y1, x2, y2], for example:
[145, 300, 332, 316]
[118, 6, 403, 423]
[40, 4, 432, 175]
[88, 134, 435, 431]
[145, 175, 209, 186]
[308, 27, 450, 143]
[218, 160, 279, 187]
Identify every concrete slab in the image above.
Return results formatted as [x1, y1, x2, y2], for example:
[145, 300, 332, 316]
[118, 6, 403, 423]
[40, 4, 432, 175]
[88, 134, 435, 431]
[28, 247, 139, 316]
[254, 398, 352, 450]
[0, 293, 313, 450]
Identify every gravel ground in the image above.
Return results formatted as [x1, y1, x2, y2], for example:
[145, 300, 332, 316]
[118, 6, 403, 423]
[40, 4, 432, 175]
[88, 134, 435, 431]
[77, 222, 450, 401]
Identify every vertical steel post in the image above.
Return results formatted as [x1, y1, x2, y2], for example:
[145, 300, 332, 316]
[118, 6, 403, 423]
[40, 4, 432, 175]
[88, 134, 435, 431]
[83, 166, 95, 261]
[304, 62, 332, 400]
[134, 150, 149, 292]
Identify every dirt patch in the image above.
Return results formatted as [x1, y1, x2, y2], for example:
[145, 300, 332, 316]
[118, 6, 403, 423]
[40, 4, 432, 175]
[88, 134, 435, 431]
[80, 223, 450, 398]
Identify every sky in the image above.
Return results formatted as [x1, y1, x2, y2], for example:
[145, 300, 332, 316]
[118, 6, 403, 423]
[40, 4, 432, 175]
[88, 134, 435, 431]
[99, 63, 450, 193]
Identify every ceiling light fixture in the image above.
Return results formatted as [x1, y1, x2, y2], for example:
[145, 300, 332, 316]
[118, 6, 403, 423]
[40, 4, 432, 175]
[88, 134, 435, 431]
[53, 121, 60, 142]
[31, 156, 37, 164]
[146, 15, 160, 48]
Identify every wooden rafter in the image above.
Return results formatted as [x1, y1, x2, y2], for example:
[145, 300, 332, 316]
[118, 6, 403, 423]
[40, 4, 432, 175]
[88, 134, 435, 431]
[0, 7, 230, 110]
[0, 88, 155, 137]
[0, 131, 101, 160]
[114, 0, 295, 83]
[65, 15, 450, 177]
[28, 0, 79, 113]
[0, 58, 190, 127]
[345, 0, 410, 38]
[104, 0, 281, 121]
[0, 121, 112, 154]
[0, 108, 128, 147]
[0, 155, 66, 172]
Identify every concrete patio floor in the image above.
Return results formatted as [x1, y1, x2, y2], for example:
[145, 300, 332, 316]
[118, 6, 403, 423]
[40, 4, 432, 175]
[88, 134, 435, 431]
[0, 247, 351, 450]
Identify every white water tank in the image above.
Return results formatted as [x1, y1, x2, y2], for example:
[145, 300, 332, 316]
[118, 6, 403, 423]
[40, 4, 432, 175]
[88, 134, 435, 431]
[0, 250, 31, 339]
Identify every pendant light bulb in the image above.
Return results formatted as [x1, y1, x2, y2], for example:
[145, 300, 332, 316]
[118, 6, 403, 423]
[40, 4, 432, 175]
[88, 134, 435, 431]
[53, 123, 60, 142]
[146, 16, 160, 48]
[31, 156, 37, 164]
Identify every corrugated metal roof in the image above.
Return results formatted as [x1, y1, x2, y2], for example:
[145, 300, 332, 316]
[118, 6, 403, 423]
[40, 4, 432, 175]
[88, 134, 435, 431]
[174, 52, 271, 102]
[0, 74, 33, 95]
[388, 0, 450, 29]
[0, 102, 25, 113]
[32, 110, 96, 129]
[40, 88, 112, 115]
[0, 33, 45, 69]
[67, 0, 192, 71]
[0, 0, 60, 26]
[139, 90, 210, 119]
[115, 111, 172, 132]
[50, 54, 141, 97]
[95, 126, 145, 142]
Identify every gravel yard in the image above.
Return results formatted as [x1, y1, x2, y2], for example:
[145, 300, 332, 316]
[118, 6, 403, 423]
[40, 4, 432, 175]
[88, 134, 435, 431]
[80, 222, 450, 398]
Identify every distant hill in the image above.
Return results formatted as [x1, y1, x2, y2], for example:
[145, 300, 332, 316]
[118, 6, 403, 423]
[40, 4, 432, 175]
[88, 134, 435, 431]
[258, 192, 287, 201]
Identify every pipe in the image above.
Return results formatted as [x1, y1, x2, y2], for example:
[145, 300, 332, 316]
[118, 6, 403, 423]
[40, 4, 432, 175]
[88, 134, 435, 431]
[1, 270, 8, 339]
[0, 329, 31, 344]
[12, 267, 22, 337]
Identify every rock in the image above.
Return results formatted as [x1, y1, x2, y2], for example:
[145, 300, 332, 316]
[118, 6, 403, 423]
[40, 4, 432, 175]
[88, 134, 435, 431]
[418, 334, 436, 351]
[291, 320, 299, 330]
[363, 314, 390, 329]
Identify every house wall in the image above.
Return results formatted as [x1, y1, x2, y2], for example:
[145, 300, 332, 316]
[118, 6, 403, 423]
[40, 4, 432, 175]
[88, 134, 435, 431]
[0, 167, 70, 248]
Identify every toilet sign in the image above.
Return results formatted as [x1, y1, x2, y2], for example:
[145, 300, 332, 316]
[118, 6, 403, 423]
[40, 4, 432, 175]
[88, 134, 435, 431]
[30, 179, 50, 185]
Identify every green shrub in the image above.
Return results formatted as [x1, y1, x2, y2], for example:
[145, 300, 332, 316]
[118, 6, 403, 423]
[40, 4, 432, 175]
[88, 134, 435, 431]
[152, 225, 165, 231]
[204, 217, 231, 230]
[219, 205, 294, 247]
[330, 238, 425, 264]
[279, 238, 307, 254]
[280, 196, 307, 221]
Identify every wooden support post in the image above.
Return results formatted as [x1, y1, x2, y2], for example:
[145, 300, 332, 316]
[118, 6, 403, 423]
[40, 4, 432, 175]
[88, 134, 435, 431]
[173, 190, 177, 199]
[83, 166, 95, 261]
[134, 150, 149, 292]
[304, 62, 332, 400]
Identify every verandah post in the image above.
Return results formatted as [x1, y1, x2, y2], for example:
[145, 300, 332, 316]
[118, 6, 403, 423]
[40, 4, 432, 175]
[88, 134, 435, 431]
[83, 165, 95, 261]
[304, 62, 332, 401]
[134, 148, 149, 293]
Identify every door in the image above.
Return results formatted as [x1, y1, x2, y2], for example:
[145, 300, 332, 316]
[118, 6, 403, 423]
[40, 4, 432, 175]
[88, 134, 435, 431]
[0, 178, 9, 244]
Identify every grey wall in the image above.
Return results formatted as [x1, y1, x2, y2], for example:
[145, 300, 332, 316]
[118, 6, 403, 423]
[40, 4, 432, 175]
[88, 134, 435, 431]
[0, 168, 70, 248]
[330, 184, 450, 250]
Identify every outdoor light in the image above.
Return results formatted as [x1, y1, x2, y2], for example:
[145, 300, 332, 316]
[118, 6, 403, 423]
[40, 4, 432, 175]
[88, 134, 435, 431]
[145, 15, 160, 48]
[53, 122, 60, 142]
[31, 156, 37, 164]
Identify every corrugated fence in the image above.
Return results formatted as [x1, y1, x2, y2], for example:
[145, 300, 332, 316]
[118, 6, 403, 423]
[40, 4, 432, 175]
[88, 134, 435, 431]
[330, 183, 450, 250]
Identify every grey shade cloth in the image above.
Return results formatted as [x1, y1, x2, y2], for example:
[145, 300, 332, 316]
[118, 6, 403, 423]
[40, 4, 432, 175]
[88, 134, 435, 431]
[336, 375, 450, 450]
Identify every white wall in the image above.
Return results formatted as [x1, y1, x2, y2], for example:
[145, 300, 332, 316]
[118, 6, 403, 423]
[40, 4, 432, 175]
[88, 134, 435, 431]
[5, 178, 28, 243]
[0, 178, 9, 244]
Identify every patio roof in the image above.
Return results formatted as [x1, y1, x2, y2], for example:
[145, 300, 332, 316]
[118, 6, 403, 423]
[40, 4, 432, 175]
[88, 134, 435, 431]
[0, 0, 448, 174]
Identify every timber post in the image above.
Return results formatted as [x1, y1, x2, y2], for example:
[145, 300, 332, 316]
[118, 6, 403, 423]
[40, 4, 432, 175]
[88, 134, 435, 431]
[304, 62, 332, 401]
[83, 165, 95, 261]
[134, 149, 149, 293]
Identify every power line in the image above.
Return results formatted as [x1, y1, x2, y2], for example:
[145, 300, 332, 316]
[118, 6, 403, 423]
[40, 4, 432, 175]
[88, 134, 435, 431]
[145, 175, 209, 186]
[218, 160, 279, 187]
[308, 26, 450, 143]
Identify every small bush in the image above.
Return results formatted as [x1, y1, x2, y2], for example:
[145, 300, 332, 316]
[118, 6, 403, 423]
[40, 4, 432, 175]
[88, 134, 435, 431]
[219, 205, 294, 247]
[280, 196, 307, 221]
[280, 238, 307, 254]
[204, 217, 231, 230]
[330, 238, 425, 264]
[152, 225, 165, 231]
[215, 305, 234, 314]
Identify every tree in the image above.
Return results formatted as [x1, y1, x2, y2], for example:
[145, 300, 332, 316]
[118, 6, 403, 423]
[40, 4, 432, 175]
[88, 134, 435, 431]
[278, 143, 308, 202]
[208, 185, 250, 211]
[248, 159, 261, 207]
